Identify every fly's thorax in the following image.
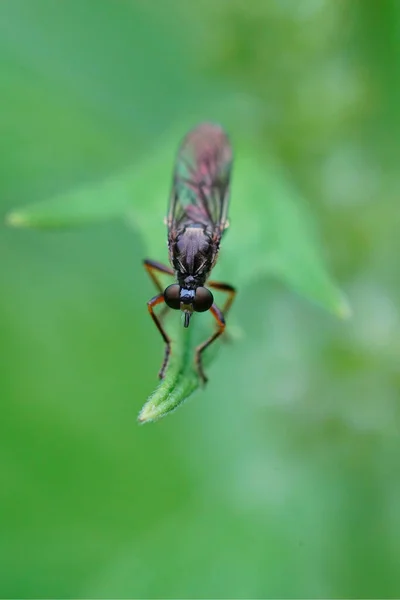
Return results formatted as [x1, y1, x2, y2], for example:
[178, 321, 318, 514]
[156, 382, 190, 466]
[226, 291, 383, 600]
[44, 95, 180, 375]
[177, 272, 207, 289]
[171, 224, 215, 277]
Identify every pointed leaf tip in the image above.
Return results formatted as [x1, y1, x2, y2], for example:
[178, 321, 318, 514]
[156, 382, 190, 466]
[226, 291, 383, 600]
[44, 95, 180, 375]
[137, 315, 220, 423]
[5, 211, 28, 228]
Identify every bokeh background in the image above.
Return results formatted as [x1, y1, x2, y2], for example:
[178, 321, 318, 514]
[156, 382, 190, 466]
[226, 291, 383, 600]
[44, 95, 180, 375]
[1, 0, 399, 597]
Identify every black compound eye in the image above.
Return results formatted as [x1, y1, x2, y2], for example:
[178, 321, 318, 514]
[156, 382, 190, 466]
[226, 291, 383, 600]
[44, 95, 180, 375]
[193, 287, 213, 312]
[164, 284, 181, 310]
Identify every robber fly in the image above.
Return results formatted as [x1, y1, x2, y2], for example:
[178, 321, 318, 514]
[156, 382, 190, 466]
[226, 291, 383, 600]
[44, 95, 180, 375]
[144, 122, 236, 384]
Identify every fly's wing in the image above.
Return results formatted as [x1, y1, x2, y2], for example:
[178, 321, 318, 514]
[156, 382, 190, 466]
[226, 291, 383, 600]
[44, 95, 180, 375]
[167, 123, 233, 234]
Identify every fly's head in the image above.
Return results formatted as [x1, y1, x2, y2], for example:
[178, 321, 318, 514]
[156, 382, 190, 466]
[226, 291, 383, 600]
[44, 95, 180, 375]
[164, 284, 214, 327]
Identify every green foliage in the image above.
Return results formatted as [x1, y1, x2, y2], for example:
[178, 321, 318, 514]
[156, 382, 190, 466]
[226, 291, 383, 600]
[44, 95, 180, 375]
[7, 129, 348, 420]
[1, 0, 399, 597]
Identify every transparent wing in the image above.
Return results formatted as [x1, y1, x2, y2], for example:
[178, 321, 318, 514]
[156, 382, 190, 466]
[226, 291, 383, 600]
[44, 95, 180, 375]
[167, 123, 233, 233]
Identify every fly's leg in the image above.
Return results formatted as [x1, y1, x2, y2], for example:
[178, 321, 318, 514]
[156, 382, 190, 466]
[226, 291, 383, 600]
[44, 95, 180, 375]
[143, 259, 174, 293]
[195, 303, 226, 385]
[208, 281, 236, 316]
[143, 259, 174, 320]
[147, 293, 171, 379]
[208, 281, 236, 341]
[144, 260, 175, 377]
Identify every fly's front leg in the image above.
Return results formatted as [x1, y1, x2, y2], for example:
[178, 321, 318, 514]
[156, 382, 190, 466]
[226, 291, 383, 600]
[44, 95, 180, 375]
[147, 293, 171, 379]
[144, 258, 174, 292]
[144, 259, 175, 321]
[195, 303, 226, 385]
[207, 281, 236, 341]
[208, 280, 236, 316]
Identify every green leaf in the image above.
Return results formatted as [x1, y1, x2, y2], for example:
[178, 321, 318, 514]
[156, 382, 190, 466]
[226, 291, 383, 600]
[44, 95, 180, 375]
[6, 126, 350, 421]
[137, 314, 219, 424]
[5, 175, 134, 229]
[222, 147, 352, 319]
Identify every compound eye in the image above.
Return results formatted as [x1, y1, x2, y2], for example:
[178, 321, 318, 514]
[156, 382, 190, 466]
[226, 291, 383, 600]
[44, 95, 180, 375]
[193, 287, 213, 312]
[164, 284, 181, 310]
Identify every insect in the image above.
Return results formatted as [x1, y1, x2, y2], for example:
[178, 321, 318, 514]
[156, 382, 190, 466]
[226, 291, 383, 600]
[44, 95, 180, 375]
[144, 122, 236, 384]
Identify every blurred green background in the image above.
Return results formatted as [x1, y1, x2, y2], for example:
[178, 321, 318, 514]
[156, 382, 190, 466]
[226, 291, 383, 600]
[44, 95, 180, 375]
[1, 0, 399, 597]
